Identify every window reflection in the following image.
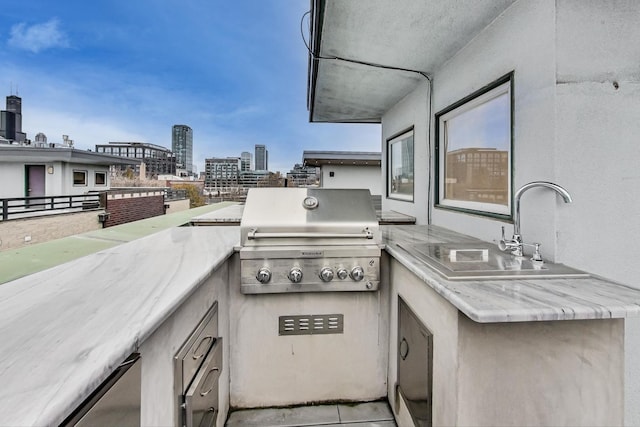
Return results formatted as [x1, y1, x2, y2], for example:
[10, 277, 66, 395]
[437, 76, 512, 216]
[388, 131, 414, 201]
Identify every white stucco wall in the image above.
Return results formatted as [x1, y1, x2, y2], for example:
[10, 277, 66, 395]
[381, 1, 640, 423]
[0, 164, 26, 198]
[430, 0, 558, 251]
[321, 164, 382, 195]
[0, 161, 111, 198]
[381, 82, 430, 223]
[552, 2, 640, 425]
[59, 163, 110, 195]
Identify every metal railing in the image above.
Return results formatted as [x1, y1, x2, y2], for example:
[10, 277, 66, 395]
[1, 193, 103, 221]
[165, 188, 188, 201]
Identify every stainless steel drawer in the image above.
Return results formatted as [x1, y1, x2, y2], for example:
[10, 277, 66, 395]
[184, 338, 223, 427]
[174, 302, 221, 427]
[174, 303, 219, 396]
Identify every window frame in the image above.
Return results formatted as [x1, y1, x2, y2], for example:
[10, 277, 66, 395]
[386, 128, 415, 202]
[434, 73, 514, 219]
[95, 171, 107, 186]
[73, 170, 88, 186]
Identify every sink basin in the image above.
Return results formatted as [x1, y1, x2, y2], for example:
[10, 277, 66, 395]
[397, 242, 589, 281]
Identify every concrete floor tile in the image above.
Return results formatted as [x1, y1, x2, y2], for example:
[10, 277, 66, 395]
[324, 422, 396, 427]
[225, 404, 340, 427]
[337, 401, 394, 423]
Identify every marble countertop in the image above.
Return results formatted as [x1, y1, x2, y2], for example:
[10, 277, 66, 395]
[384, 224, 640, 323]
[2, 221, 640, 424]
[190, 203, 244, 225]
[188, 204, 416, 225]
[0, 226, 239, 426]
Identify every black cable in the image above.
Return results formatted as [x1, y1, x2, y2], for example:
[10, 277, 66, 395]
[301, 9, 434, 221]
[300, 10, 431, 81]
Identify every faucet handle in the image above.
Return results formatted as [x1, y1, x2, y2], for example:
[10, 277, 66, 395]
[498, 226, 508, 251]
[531, 243, 543, 262]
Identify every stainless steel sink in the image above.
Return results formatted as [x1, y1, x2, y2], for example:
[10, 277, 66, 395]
[397, 242, 589, 281]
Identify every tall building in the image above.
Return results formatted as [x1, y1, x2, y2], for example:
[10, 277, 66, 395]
[95, 142, 176, 177]
[0, 95, 27, 143]
[204, 157, 241, 191]
[286, 164, 319, 187]
[254, 144, 268, 171]
[172, 125, 193, 176]
[241, 151, 253, 171]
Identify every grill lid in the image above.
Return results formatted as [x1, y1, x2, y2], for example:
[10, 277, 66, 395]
[240, 188, 380, 246]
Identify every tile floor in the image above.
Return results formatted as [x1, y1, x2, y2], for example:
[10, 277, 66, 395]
[225, 401, 396, 427]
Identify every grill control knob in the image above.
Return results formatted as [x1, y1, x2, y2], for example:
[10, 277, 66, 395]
[256, 267, 272, 284]
[336, 268, 349, 280]
[350, 266, 365, 282]
[319, 267, 334, 282]
[288, 267, 303, 283]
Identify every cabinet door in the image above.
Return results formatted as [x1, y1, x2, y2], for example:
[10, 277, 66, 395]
[61, 354, 141, 426]
[398, 298, 432, 427]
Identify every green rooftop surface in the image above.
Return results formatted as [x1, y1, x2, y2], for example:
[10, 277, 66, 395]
[0, 202, 237, 285]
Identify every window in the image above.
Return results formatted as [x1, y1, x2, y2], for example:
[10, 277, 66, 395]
[387, 129, 414, 202]
[435, 73, 513, 218]
[95, 172, 106, 186]
[73, 170, 87, 186]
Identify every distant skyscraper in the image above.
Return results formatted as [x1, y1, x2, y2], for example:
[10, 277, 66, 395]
[255, 144, 268, 171]
[95, 141, 176, 177]
[241, 151, 253, 171]
[172, 125, 193, 176]
[205, 157, 241, 190]
[0, 95, 26, 142]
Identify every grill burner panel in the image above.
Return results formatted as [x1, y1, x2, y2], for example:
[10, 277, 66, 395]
[239, 188, 382, 294]
[240, 256, 380, 294]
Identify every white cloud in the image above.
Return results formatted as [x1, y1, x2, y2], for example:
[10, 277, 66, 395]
[8, 19, 69, 53]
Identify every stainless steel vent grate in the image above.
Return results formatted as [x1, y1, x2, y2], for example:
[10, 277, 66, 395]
[279, 314, 344, 335]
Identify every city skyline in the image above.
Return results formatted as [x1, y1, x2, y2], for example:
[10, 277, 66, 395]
[0, 1, 380, 174]
[2, 93, 287, 177]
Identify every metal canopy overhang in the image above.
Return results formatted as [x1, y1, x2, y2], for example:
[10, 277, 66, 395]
[303, 150, 381, 167]
[0, 147, 141, 166]
[307, 0, 517, 123]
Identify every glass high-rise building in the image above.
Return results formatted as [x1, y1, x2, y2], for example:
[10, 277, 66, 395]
[255, 144, 268, 171]
[1, 95, 26, 142]
[241, 151, 253, 171]
[172, 125, 193, 175]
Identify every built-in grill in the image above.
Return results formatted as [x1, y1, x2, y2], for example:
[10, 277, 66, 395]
[239, 188, 382, 294]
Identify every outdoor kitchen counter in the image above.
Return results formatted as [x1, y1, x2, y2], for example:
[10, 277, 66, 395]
[383, 224, 640, 323]
[0, 226, 239, 426]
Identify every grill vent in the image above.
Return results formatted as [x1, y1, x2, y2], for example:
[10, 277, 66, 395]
[279, 314, 344, 335]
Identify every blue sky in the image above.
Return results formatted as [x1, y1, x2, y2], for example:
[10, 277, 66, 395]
[0, 1, 380, 174]
[446, 92, 510, 152]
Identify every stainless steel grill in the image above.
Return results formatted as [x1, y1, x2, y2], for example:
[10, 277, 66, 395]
[239, 188, 382, 294]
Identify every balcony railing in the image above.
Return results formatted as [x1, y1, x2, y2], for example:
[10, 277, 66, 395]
[0, 193, 103, 221]
[164, 188, 188, 201]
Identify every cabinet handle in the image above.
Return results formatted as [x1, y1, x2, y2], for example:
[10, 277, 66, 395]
[399, 337, 409, 360]
[200, 367, 220, 396]
[192, 336, 213, 360]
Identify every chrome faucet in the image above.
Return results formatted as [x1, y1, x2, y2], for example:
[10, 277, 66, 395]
[499, 181, 573, 258]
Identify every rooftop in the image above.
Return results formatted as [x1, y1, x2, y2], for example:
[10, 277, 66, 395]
[0, 146, 141, 166]
[0, 202, 237, 285]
